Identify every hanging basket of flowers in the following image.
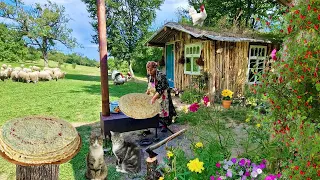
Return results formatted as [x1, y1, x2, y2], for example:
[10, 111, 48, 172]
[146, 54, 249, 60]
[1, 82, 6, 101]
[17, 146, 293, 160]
[221, 89, 234, 109]
[196, 50, 204, 66]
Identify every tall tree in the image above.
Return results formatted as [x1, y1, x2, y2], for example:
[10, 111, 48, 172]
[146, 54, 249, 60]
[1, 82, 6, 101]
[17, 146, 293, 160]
[0, 0, 77, 67]
[184, 0, 283, 31]
[0, 23, 28, 62]
[82, 0, 164, 77]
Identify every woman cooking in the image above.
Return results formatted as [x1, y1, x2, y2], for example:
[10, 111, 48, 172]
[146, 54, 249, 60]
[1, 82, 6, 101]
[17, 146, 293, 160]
[145, 61, 177, 133]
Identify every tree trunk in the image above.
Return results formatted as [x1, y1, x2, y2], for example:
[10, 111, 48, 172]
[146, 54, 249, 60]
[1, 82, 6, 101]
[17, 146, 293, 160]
[16, 164, 59, 180]
[43, 52, 49, 67]
[128, 60, 135, 78]
[146, 157, 161, 180]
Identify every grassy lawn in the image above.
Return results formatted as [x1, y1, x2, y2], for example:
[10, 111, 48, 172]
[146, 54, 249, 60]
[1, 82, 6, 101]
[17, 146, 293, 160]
[0, 60, 147, 179]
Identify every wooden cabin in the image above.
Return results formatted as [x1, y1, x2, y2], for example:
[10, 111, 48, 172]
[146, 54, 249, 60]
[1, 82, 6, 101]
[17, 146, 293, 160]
[146, 22, 281, 98]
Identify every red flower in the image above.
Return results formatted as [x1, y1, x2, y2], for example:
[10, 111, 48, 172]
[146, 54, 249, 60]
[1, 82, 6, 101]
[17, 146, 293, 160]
[280, 29, 284, 33]
[306, 177, 311, 180]
[203, 96, 210, 106]
[294, 10, 300, 14]
[288, 25, 293, 34]
[315, 24, 319, 30]
[307, 161, 311, 167]
[189, 103, 200, 112]
[300, 171, 305, 175]
[308, 4, 311, 11]
[308, 21, 312, 24]
[300, 14, 306, 20]
[318, 14, 320, 21]
[266, 21, 270, 26]
[294, 166, 299, 170]
[317, 170, 320, 176]
[297, 96, 302, 99]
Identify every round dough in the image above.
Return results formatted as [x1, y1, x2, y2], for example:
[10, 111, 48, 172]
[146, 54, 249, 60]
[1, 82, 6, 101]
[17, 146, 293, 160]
[0, 116, 80, 164]
[119, 93, 161, 119]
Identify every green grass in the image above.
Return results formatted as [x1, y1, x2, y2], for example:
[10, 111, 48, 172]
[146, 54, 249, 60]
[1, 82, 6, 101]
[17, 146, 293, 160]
[0, 60, 147, 179]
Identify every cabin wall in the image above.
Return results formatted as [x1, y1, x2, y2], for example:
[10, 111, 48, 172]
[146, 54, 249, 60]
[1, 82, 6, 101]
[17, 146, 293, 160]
[165, 31, 278, 98]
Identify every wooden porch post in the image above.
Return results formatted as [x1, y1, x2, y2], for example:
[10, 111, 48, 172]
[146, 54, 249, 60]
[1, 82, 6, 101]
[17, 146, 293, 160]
[97, 0, 110, 116]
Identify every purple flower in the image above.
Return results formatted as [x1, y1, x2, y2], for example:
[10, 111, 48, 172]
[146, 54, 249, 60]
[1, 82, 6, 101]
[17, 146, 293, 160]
[241, 176, 247, 180]
[265, 175, 277, 180]
[226, 170, 232, 177]
[245, 171, 250, 176]
[277, 173, 282, 178]
[259, 163, 266, 169]
[262, 159, 267, 164]
[239, 159, 246, 166]
[217, 177, 222, 180]
[210, 176, 215, 180]
[246, 159, 251, 166]
[231, 158, 237, 164]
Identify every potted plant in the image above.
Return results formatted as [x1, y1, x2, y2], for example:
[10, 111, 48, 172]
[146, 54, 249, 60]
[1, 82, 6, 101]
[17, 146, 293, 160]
[221, 89, 233, 109]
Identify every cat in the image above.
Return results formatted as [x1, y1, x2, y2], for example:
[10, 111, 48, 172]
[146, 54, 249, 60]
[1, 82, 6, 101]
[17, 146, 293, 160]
[85, 131, 108, 180]
[110, 131, 141, 174]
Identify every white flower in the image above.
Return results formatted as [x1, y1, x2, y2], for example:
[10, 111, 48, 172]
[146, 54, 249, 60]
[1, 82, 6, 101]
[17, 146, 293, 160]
[257, 168, 262, 174]
[238, 170, 244, 176]
[227, 160, 233, 166]
[251, 171, 258, 178]
[223, 165, 229, 170]
[220, 176, 226, 180]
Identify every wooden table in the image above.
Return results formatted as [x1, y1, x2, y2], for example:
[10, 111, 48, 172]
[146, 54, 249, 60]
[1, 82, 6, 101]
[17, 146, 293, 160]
[100, 112, 160, 139]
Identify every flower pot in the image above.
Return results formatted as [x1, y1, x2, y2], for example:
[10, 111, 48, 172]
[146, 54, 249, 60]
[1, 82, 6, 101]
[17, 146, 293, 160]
[222, 100, 232, 109]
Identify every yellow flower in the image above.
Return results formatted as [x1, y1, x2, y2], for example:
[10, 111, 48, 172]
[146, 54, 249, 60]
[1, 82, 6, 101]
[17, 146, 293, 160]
[182, 105, 189, 113]
[187, 158, 205, 173]
[159, 177, 164, 180]
[245, 118, 250, 123]
[256, 123, 261, 128]
[221, 89, 234, 98]
[167, 151, 174, 159]
[195, 142, 203, 148]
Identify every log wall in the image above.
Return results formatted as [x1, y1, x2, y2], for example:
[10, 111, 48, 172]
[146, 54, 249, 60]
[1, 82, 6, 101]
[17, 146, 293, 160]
[165, 31, 277, 97]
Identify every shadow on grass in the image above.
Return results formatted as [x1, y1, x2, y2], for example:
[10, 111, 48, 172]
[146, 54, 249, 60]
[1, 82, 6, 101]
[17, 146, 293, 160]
[66, 74, 102, 82]
[69, 81, 147, 98]
[70, 124, 122, 180]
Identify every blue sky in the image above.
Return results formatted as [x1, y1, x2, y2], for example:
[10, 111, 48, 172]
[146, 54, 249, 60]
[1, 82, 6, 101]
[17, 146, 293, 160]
[1, 0, 189, 61]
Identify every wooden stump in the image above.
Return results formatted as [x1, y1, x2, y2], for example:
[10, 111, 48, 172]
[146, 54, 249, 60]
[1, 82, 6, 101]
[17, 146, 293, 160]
[146, 157, 161, 180]
[16, 165, 59, 180]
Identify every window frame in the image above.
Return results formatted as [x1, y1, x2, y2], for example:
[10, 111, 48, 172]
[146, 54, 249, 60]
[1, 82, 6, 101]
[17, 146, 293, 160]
[247, 45, 267, 84]
[184, 43, 202, 75]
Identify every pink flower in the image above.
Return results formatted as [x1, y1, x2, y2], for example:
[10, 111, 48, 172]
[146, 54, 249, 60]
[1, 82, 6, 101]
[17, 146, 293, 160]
[216, 163, 221, 168]
[271, 49, 277, 60]
[203, 96, 210, 106]
[189, 103, 200, 112]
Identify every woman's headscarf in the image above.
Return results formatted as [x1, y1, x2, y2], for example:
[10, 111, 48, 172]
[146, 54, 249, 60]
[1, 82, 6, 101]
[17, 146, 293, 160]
[146, 61, 158, 69]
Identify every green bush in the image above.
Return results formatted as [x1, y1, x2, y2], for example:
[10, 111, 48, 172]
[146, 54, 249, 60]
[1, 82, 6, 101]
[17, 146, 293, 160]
[180, 88, 205, 104]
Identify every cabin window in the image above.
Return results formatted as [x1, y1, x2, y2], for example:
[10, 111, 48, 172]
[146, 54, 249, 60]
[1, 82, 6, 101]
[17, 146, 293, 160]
[247, 45, 267, 84]
[184, 43, 201, 75]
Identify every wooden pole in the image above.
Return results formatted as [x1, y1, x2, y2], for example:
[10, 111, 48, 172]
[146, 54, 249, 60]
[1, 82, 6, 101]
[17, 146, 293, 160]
[16, 164, 59, 180]
[97, 0, 110, 116]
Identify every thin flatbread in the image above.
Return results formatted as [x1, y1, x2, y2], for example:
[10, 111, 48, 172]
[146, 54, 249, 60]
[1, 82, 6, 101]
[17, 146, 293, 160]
[119, 93, 160, 119]
[0, 116, 80, 164]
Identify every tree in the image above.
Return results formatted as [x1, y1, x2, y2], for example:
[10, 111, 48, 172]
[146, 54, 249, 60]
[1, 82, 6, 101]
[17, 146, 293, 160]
[183, 0, 283, 31]
[0, 0, 77, 67]
[82, 0, 164, 77]
[0, 23, 28, 62]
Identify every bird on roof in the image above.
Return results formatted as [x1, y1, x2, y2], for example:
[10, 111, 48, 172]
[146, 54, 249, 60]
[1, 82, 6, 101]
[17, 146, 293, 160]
[188, 2, 207, 27]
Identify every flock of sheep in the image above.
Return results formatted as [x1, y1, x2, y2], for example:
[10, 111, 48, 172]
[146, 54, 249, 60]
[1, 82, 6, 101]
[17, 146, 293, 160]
[0, 64, 66, 83]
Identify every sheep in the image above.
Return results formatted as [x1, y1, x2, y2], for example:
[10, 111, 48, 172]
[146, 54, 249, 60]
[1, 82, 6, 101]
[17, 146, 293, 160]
[1, 64, 7, 69]
[44, 69, 54, 79]
[11, 71, 20, 82]
[39, 71, 52, 81]
[29, 71, 39, 83]
[18, 71, 31, 83]
[23, 68, 32, 73]
[14, 67, 22, 71]
[0, 69, 8, 81]
[31, 66, 41, 72]
[7, 67, 13, 78]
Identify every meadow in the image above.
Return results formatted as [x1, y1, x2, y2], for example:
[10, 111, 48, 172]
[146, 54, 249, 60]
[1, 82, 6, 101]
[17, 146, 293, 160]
[0, 60, 147, 179]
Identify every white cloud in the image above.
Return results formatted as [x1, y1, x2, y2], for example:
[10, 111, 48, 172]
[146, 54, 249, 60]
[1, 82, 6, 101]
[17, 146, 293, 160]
[23, 0, 75, 5]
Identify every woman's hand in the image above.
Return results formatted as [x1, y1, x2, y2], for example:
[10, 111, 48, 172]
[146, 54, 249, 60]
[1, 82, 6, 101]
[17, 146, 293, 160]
[150, 97, 156, 104]
[150, 93, 160, 104]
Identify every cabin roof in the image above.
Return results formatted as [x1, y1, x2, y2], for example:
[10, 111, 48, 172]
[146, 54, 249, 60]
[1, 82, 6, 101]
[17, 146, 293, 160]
[146, 22, 279, 47]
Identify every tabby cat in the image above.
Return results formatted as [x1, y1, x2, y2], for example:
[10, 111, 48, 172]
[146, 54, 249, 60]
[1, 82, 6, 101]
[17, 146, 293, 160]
[85, 131, 108, 180]
[110, 131, 141, 174]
